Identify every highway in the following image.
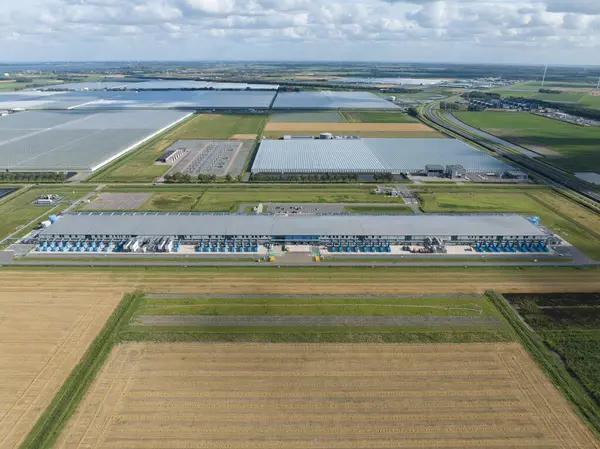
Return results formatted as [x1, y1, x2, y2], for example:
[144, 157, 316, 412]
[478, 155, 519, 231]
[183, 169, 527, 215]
[421, 102, 600, 205]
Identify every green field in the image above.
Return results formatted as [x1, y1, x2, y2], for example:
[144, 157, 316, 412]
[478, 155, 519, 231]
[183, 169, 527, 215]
[342, 111, 416, 123]
[0, 186, 93, 244]
[123, 294, 513, 343]
[173, 113, 265, 138]
[89, 113, 265, 183]
[134, 296, 495, 317]
[101, 185, 408, 212]
[269, 111, 346, 123]
[419, 189, 600, 260]
[453, 111, 600, 172]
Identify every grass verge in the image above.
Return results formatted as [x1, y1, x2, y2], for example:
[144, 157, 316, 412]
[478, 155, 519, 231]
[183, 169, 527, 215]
[19, 292, 144, 449]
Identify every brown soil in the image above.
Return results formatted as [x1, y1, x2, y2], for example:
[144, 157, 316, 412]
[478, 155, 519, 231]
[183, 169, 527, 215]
[264, 123, 431, 132]
[56, 342, 600, 449]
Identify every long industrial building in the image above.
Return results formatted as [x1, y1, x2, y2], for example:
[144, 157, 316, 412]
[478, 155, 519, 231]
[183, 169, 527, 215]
[251, 138, 513, 175]
[0, 110, 191, 171]
[37, 213, 549, 246]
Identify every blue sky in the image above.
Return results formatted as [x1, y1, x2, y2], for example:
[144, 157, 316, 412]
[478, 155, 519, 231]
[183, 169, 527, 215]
[1, 0, 599, 64]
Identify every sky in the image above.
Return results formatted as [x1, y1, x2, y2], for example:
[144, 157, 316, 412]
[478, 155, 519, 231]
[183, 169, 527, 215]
[1, 0, 599, 64]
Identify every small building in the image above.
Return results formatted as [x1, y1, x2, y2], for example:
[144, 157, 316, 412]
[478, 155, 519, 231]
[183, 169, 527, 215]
[503, 170, 528, 180]
[319, 133, 333, 140]
[446, 164, 466, 178]
[157, 148, 185, 164]
[425, 165, 445, 177]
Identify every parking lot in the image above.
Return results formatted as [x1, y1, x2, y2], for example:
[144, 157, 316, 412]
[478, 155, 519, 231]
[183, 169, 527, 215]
[162, 140, 253, 177]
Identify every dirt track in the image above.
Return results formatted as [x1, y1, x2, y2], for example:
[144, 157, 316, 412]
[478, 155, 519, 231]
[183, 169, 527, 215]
[1, 267, 600, 447]
[264, 122, 431, 132]
[132, 315, 502, 327]
[56, 342, 599, 449]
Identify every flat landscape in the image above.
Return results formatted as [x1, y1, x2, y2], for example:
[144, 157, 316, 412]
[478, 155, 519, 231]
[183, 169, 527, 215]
[453, 111, 600, 172]
[56, 342, 599, 449]
[2, 267, 600, 448]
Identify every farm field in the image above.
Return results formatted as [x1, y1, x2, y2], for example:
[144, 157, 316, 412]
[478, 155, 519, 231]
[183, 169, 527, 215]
[0, 186, 94, 244]
[453, 111, 600, 172]
[342, 110, 417, 123]
[418, 189, 600, 259]
[505, 292, 600, 425]
[261, 121, 443, 138]
[0, 278, 124, 448]
[90, 113, 265, 183]
[269, 111, 347, 122]
[124, 295, 512, 343]
[56, 342, 599, 449]
[3, 268, 600, 448]
[100, 185, 409, 212]
[262, 130, 442, 138]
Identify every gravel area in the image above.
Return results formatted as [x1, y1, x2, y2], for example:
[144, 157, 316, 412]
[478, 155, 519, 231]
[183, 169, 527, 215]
[132, 315, 502, 327]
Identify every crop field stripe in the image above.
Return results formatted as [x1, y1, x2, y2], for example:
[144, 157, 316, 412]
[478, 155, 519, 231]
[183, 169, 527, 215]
[19, 292, 144, 449]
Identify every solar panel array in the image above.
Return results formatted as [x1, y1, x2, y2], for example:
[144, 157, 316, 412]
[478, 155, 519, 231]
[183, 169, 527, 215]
[273, 91, 399, 110]
[251, 139, 513, 174]
[0, 110, 191, 171]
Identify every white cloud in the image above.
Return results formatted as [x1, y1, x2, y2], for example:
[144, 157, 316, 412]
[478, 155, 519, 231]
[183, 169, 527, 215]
[0, 0, 598, 63]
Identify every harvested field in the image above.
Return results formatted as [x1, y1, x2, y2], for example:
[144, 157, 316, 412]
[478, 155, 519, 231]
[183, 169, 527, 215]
[264, 122, 431, 132]
[82, 193, 151, 211]
[2, 268, 600, 297]
[56, 342, 599, 449]
[0, 287, 123, 448]
[230, 134, 258, 140]
[132, 315, 503, 327]
[269, 112, 347, 123]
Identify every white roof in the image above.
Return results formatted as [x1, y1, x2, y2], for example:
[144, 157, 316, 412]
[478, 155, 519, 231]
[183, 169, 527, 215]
[41, 213, 546, 238]
[252, 139, 513, 173]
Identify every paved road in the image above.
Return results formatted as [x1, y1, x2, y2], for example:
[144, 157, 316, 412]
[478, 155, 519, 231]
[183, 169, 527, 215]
[9, 259, 597, 268]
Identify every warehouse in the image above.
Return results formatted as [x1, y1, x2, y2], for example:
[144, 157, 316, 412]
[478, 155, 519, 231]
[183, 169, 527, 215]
[273, 91, 399, 110]
[251, 138, 513, 175]
[33, 212, 553, 255]
[0, 110, 191, 171]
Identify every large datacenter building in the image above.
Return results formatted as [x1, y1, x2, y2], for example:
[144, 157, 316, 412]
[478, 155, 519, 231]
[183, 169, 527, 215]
[36, 212, 551, 249]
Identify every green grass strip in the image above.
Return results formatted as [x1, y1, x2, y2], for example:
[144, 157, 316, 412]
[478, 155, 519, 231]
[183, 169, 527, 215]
[19, 292, 145, 449]
[487, 291, 600, 438]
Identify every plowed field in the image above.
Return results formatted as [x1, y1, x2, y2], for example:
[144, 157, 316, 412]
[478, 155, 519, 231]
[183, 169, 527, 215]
[56, 342, 599, 449]
[264, 122, 430, 131]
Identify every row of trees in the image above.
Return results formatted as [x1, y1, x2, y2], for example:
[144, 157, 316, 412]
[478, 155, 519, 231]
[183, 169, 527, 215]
[0, 172, 67, 183]
[509, 96, 600, 121]
[250, 172, 395, 183]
